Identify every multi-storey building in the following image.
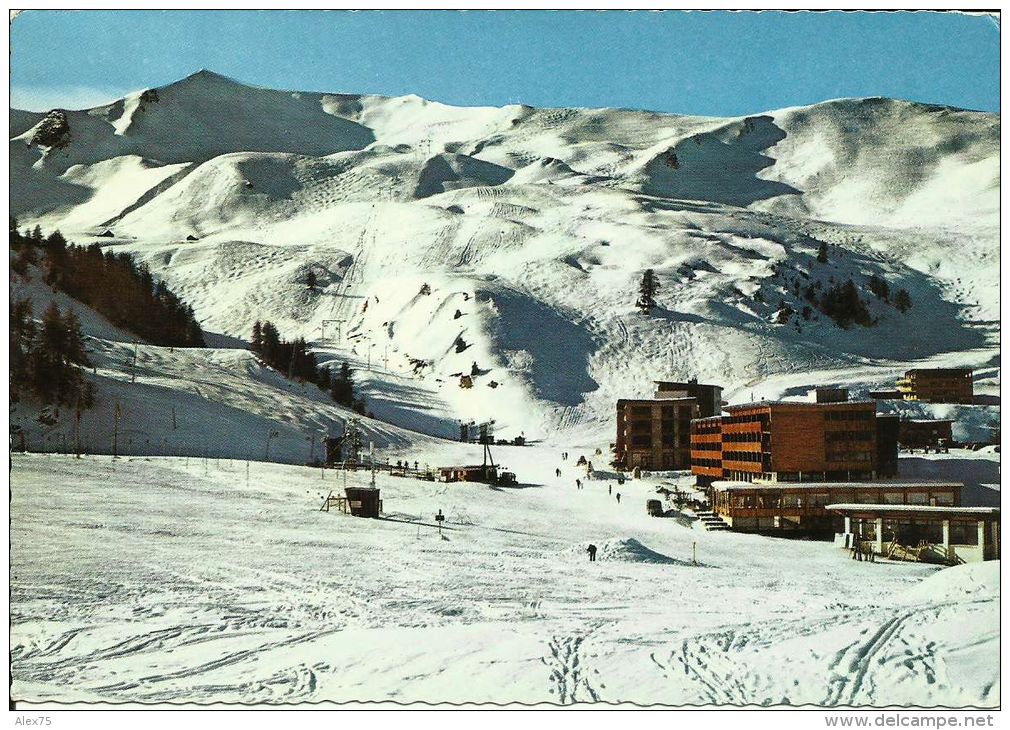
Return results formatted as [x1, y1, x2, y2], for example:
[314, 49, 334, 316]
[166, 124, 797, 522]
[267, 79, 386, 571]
[615, 397, 699, 471]
[689, 401, 899, 487]
[653, 379, 723, 418]
[896, 368, 973, 404]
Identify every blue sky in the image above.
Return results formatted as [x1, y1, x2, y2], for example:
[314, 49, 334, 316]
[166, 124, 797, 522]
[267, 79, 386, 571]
[9, 10, 1000, 115]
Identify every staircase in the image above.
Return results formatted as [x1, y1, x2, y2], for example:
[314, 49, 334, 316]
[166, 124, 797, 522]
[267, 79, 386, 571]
[694, 509, 731, 532]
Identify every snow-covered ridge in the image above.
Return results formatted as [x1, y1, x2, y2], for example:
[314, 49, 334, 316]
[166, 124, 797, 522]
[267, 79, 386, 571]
[9, 71, 1000, 440]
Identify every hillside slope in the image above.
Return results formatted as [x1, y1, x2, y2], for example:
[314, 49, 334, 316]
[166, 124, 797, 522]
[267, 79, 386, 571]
[10, 267, 433, 462]
[10, 71, 999, 441]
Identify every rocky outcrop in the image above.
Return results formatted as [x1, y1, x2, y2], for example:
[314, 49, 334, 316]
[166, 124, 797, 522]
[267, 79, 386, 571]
[29, 110, 71, 150]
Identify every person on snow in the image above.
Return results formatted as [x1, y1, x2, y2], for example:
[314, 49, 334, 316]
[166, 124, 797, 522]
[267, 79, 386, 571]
[587, 544, 597, 562]
[608, 484, 612, 495]
[555, 468, 562, 478]
[616, 492, 621, 504]
[575, 479, 582, 490]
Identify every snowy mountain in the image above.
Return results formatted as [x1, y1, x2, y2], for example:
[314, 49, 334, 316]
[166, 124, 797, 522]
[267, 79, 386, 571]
[9, 71, 1001, 709]
[10, 70, 1000, 441]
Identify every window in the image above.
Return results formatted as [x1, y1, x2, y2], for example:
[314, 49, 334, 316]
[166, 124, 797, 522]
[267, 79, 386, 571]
[631, 406, 651, 417]
[825, 410, 874, 422]
[783, 494, 804, 509]
[854, 518, 877, 540]
[630, 420, 651, 434]
[931, 492, 955, 506]
[882, 491, 904, 504]
[907, 492, 929, 505]
[631, 434, 651, 447]
[950, 521, 979, 545]
[825, 430, 874, 443]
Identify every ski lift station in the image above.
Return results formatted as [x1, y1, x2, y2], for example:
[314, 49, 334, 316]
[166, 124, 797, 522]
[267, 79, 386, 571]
[323, 486, 382, 518]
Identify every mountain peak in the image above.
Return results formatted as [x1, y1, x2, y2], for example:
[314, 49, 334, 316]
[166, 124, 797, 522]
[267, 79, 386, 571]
[163, 69, 245, 90]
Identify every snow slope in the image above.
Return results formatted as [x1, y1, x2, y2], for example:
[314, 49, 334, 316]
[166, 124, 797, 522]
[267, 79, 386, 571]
[8, 72, 1000, 708]
[10, 449, 999, 706]
[9, 70, 1000, 441]
[10, 266, 437, 462]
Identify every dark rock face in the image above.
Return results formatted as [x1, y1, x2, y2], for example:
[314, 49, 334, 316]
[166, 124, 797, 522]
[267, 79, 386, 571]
[29, 110, 71, 150]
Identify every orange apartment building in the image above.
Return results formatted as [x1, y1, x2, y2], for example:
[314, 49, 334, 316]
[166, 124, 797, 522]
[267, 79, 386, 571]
[690, 401, 899, 487]
[896, 368, 973, 404]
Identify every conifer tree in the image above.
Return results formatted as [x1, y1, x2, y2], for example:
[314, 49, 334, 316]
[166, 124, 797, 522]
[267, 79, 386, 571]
[637, 269, 660, 313]
[251, 320, 263, 352]
[894, 288, 912, 313]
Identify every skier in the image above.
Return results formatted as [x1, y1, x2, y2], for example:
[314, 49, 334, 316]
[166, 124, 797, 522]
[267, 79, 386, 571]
[587, 544, 597, 562]
[575, 479, 582, 490]
[608, 484, 612, 495]
[555, 468, 561, 478]
[616, 492, 621, 504]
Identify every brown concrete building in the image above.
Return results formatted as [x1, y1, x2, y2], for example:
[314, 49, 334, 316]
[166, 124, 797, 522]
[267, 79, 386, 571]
[896, 368, 973, 404]
[710, 479, 962, 534]
[898, 419, 955, 449]
[615, 397, 699, 471]
[653, 379, 723, 418]
[690, 401, 899, 487]
[868, 389, 904, 401]
[812, 387, 848, 403]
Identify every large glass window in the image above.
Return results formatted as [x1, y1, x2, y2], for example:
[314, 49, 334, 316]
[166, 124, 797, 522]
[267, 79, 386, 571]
[950, 521, 979, 545]
[854, 518, 877, 540]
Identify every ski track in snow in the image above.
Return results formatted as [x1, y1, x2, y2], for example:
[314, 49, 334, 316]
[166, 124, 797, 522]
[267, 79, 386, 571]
[9, 452, 999, 706]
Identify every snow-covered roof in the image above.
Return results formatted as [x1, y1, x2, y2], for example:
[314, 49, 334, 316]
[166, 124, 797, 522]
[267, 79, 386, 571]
[724, 400, 877, 410]
[712, 480, 963, 492]
[827, 504, 999, 515]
